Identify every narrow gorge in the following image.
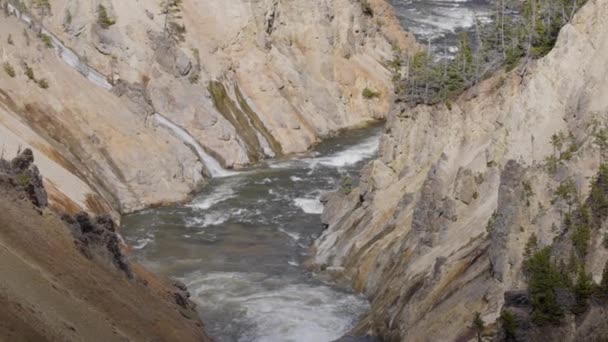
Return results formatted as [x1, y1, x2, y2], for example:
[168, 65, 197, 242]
[1, 0, 608, 341]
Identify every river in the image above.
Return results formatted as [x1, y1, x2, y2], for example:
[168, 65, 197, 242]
[122, 126, 383, 342]
[389, 0, 494, 57]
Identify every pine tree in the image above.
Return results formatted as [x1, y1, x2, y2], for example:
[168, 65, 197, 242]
[472, 312, 485, 342]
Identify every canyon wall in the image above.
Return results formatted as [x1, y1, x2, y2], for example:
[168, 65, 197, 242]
[314, 0, 608, 340]
[0, 150, 210, 341]
[0, 0, 415, 215]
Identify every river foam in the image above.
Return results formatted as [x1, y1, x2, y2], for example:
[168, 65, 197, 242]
[183, 271, 369, 342]
[293, 197, 324, 214]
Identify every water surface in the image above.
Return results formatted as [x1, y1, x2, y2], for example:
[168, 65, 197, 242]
[389, 0, 493, 56]
[123, 126, 383, 342]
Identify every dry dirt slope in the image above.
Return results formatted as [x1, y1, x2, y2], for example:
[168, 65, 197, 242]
[0, 179, 210, 341]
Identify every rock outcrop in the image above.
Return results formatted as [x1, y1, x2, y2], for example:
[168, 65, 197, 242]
[313, 0, 608, 340]
[0, 0, 415, 215]
[0, 151, 211, 341]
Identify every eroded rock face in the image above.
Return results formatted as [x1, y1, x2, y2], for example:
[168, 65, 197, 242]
[63, 212, 133, 278]
[0, 149, 48, 208]
[313, 0, 608, 340]
[0, 0, 415, 215]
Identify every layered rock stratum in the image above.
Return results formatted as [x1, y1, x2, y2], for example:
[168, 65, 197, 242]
[0, 0, 415, 215]
[313, 0, 608, 340]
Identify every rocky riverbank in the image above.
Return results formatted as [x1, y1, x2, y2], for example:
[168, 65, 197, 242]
[312, 0, 608, 340]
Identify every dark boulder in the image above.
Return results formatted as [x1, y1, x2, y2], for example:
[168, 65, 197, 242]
[10, 148, 34, 172]
[64, 212, 133, 279]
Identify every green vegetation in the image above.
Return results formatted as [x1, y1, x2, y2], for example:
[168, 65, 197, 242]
[37, 78, 49, 89]
[395, 0, 589, 105]
[3, 62, 16, 78]
[33, 0, 51, 18]
[524, 233, 538, 258]
[522, 180, 534, 206]
[40, 33, 52, 48]
[24, 64, 35, 81]
[518, 164, 608, 327]
[553, 177, 578, 213]
[569, 204, 591, 258]
[500, 309, 518, 340]
[97, 4, 116, 29]
[362, 87, 380, 99]
[525, 246, 565, 325]
[340, 177, 354, 195]
[63, 9, 72, 30]
[545, 131, 580, 174]
[16, 172, 30, 187]
[600, 261, 608, 299]
[572, 266, 595, 314]
[189, 48, 201, 84]
[589, 164, 608, 223]
[161, 0, 186, 42]
[472, 312, 484, 342]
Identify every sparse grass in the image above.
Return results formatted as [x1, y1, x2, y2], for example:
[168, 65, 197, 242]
[362, 87, 380, 99]
[97, 4, 116, 29]
[37, 78, 49, 89]
[3, 62, 16, 77]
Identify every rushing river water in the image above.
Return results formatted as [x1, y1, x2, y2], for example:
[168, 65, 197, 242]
[389, 0, 493, 56]
[123, 126, 383, 342]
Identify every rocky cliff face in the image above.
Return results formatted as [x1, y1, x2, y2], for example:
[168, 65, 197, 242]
[313, 0, 608, 340]
[0, 0, 415, 215]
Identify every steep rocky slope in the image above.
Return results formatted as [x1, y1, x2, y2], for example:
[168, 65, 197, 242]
[0, 0, 415, 215]
[0, 150, 210, 341]
[313, 0, 608, 340]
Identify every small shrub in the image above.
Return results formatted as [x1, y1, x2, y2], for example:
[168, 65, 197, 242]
[63, 9, 72, 30]
[500, 310, 518, 340]
[24, 64, 35, 81]
[37, 78, 49, 89]
[362, 87, 380, 99]
[340, 176, 354, 195]
[472, 312, 484, 342]
[544, 155, 560, 175]
[40, 33, 52, 48]
[97, 4, 116, 29]
[17, 172, 30, 187]
[3, 62, 16, 77]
